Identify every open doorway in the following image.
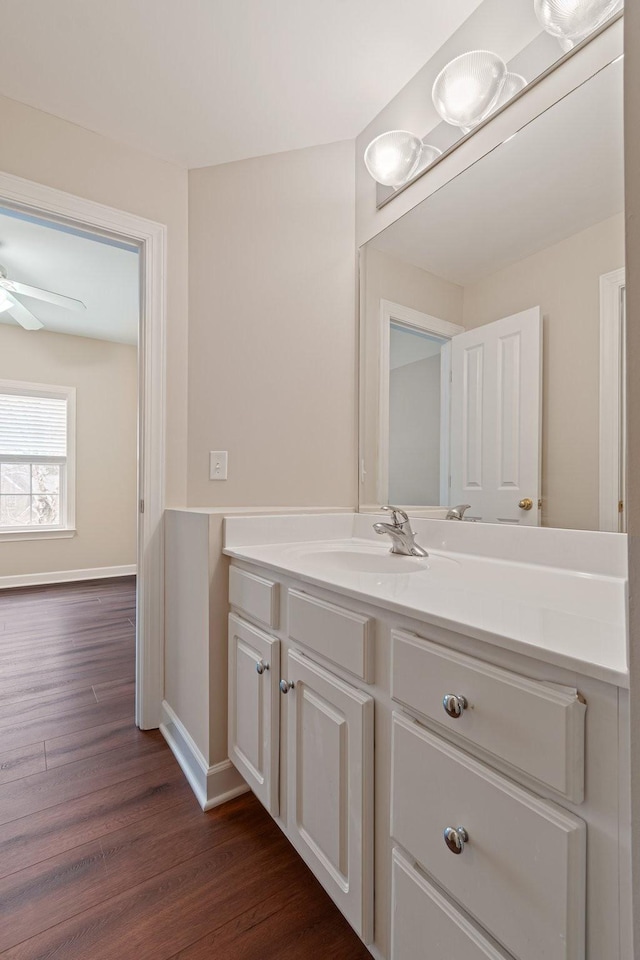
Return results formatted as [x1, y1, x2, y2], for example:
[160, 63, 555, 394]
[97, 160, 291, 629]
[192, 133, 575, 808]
[0, 205, 140, 755]
[0, 171, 166, 731]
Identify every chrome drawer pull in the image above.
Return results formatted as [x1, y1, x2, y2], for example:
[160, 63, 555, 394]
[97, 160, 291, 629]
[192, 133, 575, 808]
[442, 694, 467, 718]
[255, 659, 269, 675]
[443, 826, 468, 855]
[279, 679, 294, 694]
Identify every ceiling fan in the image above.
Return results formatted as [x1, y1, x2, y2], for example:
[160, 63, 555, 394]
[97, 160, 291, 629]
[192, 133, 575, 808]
[0, 264, 86, 330]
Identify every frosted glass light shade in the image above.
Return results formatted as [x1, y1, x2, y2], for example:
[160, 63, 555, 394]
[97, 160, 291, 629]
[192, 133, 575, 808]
[412, 141, 443, 178]
[492, 72, 527, 110]
[364, 130, 423, 187]
[432, 50, 507, 129]
[459, 72, 527, 133]
[534, 0, 621, 44]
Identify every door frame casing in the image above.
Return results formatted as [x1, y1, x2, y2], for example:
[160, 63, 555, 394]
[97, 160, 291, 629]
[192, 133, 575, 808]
[377, 299, 463, 506]
[599, 267, 626, 532]
[0, 169, 167, 729]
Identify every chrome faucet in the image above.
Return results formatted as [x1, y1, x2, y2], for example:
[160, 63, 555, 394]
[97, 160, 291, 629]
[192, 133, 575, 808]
[373, 506, 429, 557]
[446, 504, 471, 521]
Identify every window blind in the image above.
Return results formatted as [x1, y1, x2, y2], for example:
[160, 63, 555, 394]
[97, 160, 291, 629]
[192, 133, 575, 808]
[0, 393, 67, 458]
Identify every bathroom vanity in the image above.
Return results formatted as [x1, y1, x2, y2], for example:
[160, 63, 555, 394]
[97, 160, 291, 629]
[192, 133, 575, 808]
[223, 512, 630, 960]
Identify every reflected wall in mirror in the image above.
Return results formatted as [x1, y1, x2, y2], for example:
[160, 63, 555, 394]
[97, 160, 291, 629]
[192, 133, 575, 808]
[360, 57, 625, 532]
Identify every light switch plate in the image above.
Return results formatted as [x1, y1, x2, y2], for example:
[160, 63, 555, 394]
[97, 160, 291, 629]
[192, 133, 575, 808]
[210, 450, 228, 480]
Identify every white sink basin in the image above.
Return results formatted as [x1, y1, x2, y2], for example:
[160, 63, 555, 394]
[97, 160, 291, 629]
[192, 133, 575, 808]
[293, 543, 456, 576]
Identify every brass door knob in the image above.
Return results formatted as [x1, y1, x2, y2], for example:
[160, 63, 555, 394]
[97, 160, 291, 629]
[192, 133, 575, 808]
[518, 498, 533, 511]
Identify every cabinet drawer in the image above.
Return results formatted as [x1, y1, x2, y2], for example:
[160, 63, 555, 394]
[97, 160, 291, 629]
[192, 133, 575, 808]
[391, 629, 585, 801]
[391, 712, 585, 960]
[229, 565, 279, 629]
[288, 589, 373, 681]
[391, 848, 512, 960]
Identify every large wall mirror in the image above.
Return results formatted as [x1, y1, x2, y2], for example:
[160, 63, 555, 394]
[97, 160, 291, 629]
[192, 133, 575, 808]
[359, 55, 624, 531]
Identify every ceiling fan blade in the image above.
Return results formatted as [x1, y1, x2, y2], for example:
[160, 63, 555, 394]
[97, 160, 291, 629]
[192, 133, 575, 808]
[5, 294, 44, 331]
[0, 278, 85, 312]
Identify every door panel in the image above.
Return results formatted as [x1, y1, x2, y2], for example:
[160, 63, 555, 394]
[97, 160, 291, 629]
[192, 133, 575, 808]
[451, 307, 542, 524]
[285, 648, 374, 942]
[228, 614, 280, 814]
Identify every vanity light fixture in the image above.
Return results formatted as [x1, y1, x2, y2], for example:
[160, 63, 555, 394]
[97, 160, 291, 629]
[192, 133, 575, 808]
[364, 130, 440, 188]
[534, 0, 623, 50]
[432, 50, 507, 129]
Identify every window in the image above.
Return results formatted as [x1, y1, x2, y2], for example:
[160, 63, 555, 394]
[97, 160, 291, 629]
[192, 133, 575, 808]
[0, 380, 75, 537]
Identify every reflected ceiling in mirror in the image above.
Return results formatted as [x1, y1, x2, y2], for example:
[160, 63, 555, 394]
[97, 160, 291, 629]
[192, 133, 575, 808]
[359, 57, 624, 533]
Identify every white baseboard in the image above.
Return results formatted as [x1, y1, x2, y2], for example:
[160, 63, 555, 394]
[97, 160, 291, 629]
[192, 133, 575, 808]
[160, 700, 249, 811]
[0, 564, 137, 590]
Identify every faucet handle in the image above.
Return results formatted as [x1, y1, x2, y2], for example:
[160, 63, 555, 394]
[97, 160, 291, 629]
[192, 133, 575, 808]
[382, 504, 410, 526]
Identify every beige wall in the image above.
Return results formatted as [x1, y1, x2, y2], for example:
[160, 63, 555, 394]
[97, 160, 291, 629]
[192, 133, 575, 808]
[187, 140, 357, 510]
[0, 324, 137, 576]
[0, 93, 189, 507]
[360, 246, 463, 505]
[463, 213, 625, 530]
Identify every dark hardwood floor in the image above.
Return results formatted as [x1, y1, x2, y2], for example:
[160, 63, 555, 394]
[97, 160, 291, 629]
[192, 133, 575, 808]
[0, 577, 371, 959]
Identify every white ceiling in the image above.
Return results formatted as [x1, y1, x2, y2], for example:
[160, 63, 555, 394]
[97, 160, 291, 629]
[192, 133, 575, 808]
[0, 209, 139, 344]
[0, 0, 484, 169]
[370, 58, 624, 286]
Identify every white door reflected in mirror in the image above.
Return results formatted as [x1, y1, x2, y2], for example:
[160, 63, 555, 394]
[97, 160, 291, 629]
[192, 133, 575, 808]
[449, 308, 542, 526]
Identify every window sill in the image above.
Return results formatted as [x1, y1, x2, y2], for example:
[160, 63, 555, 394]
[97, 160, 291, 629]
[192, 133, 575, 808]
[0, 528, 76, 543]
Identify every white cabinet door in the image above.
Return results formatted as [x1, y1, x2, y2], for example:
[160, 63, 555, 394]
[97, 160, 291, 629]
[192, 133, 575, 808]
[285, 648, 374, 943]
[228, 614, 280, 815]
[450, 307, 542, 524]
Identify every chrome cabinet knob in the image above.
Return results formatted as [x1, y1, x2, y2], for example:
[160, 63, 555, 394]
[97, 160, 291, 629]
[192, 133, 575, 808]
[443, 826, 468, 855]
[255, 659, 269, 675]
[279, 679, 294, 694]
[442, 694, 467, 719]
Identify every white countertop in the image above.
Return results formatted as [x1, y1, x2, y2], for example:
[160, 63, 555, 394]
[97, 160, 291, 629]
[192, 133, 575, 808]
[223, 514, 628, 687]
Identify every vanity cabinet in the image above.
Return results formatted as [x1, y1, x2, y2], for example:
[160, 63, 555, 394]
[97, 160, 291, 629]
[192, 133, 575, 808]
[227, 558, 626, 960]
[227, 600, 374, 942]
